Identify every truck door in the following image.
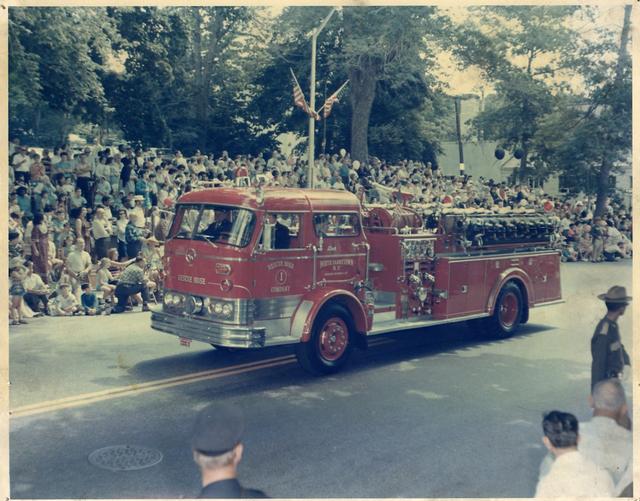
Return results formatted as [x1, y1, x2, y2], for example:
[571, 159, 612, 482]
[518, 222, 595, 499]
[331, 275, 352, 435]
[312, 212, 367, 289]
[254, 212, 312, 298]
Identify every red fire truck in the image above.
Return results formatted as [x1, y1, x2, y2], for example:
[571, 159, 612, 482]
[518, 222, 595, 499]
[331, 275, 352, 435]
[151, 187, 562, 374]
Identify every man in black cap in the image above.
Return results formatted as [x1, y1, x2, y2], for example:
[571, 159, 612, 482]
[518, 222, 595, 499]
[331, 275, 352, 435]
[591, 286, 631, 427]
[191, 403, 268, 499]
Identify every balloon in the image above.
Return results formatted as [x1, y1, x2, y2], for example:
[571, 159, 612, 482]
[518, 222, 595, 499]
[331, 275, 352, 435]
[543, 200, 553, 212]
[352, 160, 361, 169]
[494, 148, 505, 160]
[339, 148, 346, 157]
[514, 148, 524, 160]
[163, 197, 174, 207]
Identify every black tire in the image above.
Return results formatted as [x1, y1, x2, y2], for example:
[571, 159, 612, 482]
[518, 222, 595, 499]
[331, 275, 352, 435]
[295, 304, 354, 375]
[485, 282, 524, 338]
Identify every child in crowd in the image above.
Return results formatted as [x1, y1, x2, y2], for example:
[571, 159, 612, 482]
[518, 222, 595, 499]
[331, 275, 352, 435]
[80, 283, 98, 315]
[9, 263, 27, 326]
[49, 283, 79, 316]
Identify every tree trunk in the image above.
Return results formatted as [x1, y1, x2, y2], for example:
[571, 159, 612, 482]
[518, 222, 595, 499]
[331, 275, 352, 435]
[594, 5, 630, 219]
[349, 66, 376, 163]
[594, 156, 610, 219]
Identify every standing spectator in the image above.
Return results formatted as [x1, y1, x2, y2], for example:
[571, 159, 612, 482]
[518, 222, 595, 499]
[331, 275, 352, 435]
[190, 403, 268, 499]
[70, 187, 87, 210]
[591, 286, 631, 427]
[9, 259, 28, 325]
[65, 238, 92, 294]
[130, 195, 146, 227]
[92, 207, 113, 259]
[535, 411, 614, 497]
[30, 153, 45, 182]
[591, 218, 606, 262]
[125, 213, 144, 258]
[30, 212, 50, 284]
[16, 186, 33, 220]
[12, 147, 32, 184]
[116, 209, 129, 260]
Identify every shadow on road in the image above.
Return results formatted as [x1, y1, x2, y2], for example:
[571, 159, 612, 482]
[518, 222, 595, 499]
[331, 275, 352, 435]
[119, 321, 555, 389]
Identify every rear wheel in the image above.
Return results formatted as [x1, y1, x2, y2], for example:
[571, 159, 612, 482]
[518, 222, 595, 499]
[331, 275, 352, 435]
[485, 282, 524, 338]
[296, 304, 354, 375]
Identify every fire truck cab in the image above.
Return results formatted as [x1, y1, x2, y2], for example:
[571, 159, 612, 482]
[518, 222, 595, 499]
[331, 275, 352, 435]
[152, 187, 562, 374]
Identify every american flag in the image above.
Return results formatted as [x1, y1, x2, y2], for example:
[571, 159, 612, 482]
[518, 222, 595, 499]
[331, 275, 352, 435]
[323, 80, 349, 119]
[293, 77, 310, 116]
[291, 68, 321, 120]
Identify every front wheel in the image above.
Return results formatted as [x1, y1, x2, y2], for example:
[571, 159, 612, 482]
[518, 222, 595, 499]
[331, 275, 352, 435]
[295, 304, 354, 375]
[485, 282, 524, 338]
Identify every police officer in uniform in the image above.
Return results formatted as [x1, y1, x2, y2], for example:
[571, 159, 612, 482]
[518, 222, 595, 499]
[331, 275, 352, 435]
[191, 402, 268, 499]
[591, 286, 631, 429]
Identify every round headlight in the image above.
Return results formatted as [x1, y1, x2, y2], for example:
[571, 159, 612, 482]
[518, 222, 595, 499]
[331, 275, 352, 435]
[164, 293, 173, 306]
[222, 303, 233, 318]
[172, 294, 183, 306]
[213, 303, 223, 315]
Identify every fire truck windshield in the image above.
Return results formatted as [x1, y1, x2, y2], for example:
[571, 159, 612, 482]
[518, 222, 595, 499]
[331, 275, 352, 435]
[168, 204, 256, 248]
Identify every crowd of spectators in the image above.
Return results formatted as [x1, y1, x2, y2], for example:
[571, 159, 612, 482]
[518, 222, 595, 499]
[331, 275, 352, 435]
[7, 138, 632, 323]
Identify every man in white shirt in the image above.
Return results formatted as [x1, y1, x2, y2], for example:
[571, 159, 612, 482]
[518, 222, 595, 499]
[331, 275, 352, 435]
[23, 261, 51, 315]
[534, 410, 614, 497]
[65, 239, 92, 295]
[580, 379, 632, 494]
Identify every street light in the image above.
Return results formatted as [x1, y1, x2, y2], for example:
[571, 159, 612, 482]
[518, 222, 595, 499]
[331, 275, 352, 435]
[308, 7, 338, 189]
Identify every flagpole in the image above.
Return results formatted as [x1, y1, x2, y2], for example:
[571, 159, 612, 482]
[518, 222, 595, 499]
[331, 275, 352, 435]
[322, 79, 327, 156]
[308, 8, 337, 189]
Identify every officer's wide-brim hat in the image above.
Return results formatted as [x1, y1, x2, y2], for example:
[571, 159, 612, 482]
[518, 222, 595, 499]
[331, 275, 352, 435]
[597, 285, 632, 304]
[191, 402, 244, 456]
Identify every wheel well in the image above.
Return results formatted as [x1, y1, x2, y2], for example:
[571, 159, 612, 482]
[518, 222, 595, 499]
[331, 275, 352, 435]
[322, 296, 367, 334]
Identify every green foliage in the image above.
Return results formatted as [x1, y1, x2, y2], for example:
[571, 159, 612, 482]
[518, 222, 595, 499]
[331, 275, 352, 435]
[253, 6, 450, 162]
[454, 6, 579, 180]
[9, 7, 116, 143]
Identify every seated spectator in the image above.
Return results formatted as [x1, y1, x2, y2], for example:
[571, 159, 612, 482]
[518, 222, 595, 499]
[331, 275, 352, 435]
[49, 283, 80, 316]
[23, 260, 51, 316]
[112, 256, 150, 314]
[95, 257, 117, 304]
[535, 410, 614, 497]
[80, 283, 98, 316]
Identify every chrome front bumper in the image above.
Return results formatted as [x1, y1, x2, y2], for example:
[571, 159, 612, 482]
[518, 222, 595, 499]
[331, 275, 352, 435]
[151, 308, 266, 348]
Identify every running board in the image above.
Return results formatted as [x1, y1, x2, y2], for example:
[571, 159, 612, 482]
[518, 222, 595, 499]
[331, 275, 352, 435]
[368, 312, 490, 336]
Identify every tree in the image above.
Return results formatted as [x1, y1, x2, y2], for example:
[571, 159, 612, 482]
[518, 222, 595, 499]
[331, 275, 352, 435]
[9, 8, 116, 144]
[535, 6, 631, 215]
[254, 7, 450, 163]
[453, 6, 579, 182]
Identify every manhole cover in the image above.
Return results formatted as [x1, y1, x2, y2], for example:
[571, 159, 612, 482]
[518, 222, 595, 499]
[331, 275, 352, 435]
[88, 445, 163, 471]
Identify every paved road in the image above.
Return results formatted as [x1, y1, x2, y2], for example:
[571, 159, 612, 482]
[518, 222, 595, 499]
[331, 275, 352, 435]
[9, 260, 633, 498]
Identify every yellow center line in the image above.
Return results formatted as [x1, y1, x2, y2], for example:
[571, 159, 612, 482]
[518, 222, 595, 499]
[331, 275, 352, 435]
[11, 337, 395, 419]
